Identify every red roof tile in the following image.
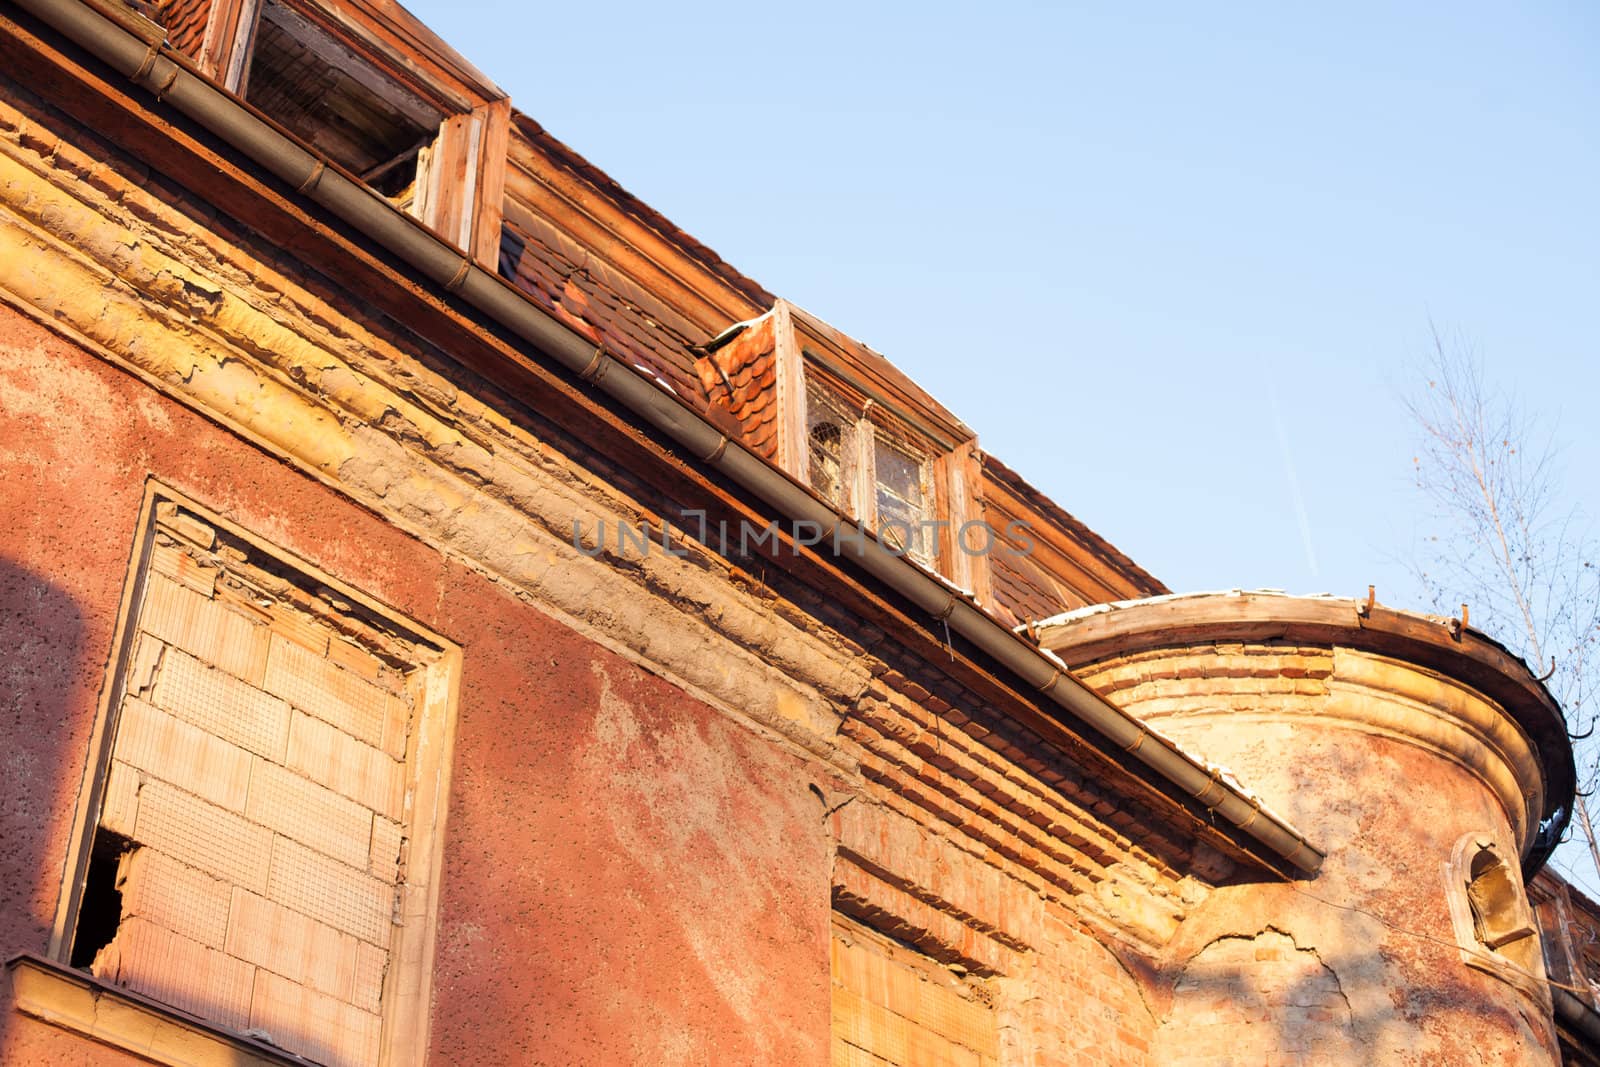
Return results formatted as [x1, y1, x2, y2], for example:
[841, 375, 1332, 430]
[153, 0, 213, 58]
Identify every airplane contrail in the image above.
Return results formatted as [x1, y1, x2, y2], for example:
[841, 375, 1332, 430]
[1264, 369, 1320, 578]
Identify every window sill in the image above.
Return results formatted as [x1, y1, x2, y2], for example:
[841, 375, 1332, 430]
[6, 952, 308, 1066]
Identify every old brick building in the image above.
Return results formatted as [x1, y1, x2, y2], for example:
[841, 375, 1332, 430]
[0, 0, 1597, 1064]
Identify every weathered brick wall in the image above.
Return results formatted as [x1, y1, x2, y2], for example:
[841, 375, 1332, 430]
[0, 303, 836, 1063]
[1071, 631, 1561, 1065]
[831, 913, 999, 1066]
[0, 59, 1232, 1067]
[995, 906, 1155, 1067]
[1, 18, 1583, 1060]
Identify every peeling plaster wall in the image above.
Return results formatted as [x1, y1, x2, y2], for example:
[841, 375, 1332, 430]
[0, 305, 835, 1062]
[6, 40, 1575, 1064]
[1079, 641, 1561, 1065]
[1153, 928, 1352, 1065]
[0, 74, 1175, 1066]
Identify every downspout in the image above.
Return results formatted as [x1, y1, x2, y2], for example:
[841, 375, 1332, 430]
[11, 0, 1324, 876]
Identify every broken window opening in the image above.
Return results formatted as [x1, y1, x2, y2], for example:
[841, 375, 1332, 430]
[873, 433, 933, 564]
[1446, 832, 1544, 995]
[240, 0, 446, 212]
[807, 394, 854, 509]
[1468, 849, 1534, 951]
[48, 486, 462, 1067]
[69, 828, 136, 969]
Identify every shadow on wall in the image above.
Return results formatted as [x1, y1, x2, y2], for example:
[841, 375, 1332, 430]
[1150, 926, 1554, 1064]
[0, 554, 87, 1056]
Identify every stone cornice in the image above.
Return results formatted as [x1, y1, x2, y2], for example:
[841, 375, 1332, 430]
[0, 75, 1217, 951]
[1040, 592, 1574, 867]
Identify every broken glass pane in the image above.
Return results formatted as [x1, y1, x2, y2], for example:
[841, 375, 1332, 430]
[874, 437, 929, 563]
[809, 421, 844, 506]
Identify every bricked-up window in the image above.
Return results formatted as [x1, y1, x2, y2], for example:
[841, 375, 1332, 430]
[51, 485, 460, 1067]
[830, 913, 998, 1067]
[1445, 833, 1545, 999]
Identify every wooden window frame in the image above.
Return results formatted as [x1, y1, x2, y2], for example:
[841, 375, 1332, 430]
[769, 300, 990, 599]
[804, 372, 939, 568]
[46, 481, 463, 1066]
[190, 0, 510, 265]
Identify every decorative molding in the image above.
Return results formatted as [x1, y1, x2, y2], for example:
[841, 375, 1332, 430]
[1443, 832, 1550, 1008]
[1083, 647, 1544, 853]
[1043, 592, 1570, 861]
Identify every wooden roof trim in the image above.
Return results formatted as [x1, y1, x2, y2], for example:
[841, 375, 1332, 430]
[983, 455, 1168, 603]
[785, 300, 973, 446]
[298, 0, 504, 104]
[507, 111, 772, 331]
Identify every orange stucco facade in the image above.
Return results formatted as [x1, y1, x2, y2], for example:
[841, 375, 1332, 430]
[0, 1, 1595, 1065]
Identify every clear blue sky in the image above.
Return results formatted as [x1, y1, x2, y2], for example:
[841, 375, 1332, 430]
[408, 0, 1598, 604]
[407, 3, 1600, 870]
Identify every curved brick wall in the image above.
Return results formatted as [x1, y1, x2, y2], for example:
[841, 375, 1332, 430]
[1040, 593, 1571, 1065]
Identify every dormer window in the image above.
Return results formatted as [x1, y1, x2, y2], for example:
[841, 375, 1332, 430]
[149, 0, 510, 265]
[806, 375, 936, 567]
[696, 300, 989, 598]
[241, 1, 442, 209]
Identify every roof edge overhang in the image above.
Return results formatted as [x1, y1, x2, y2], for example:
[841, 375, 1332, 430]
[4, 0, 1324, 880]
[1034, 590, 1576, 877]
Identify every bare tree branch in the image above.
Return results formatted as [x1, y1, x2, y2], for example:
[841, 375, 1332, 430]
[1406, 327, 1600, 880]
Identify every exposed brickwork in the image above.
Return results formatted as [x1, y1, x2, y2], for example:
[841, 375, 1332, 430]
[836, 681, 1199, 948]
[249, 968, 383, 1067]
[998, 905, 1156, 1067]
[113, 695, 253, 812]
[0, 26, 1579, 1067]
[831, 913, 999, 1067]
[92, 917, 256, 1031]
[118, 848, 233, 951]
[1076, 643, 1335, 719]
[1153, 929, 1351, 1066]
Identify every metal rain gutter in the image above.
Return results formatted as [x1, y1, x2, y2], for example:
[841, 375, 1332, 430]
[12, 0, 1325, 876]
